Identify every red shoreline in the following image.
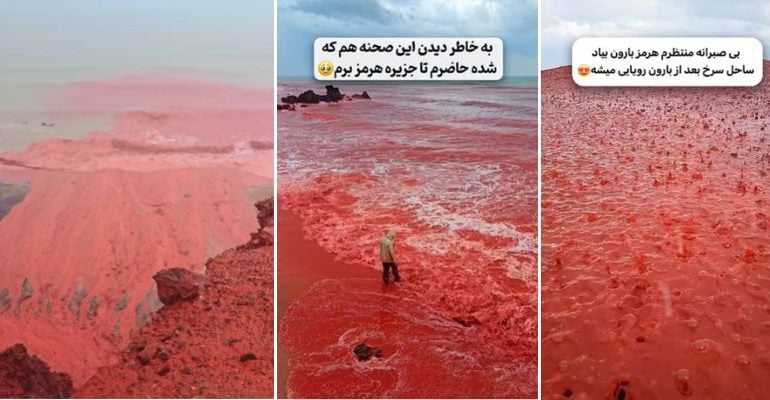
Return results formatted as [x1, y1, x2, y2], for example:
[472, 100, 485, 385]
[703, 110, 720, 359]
[277, 206, 374, 398]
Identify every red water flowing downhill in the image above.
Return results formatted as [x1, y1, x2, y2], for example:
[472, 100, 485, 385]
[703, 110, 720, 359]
[542, 63, 770, 399]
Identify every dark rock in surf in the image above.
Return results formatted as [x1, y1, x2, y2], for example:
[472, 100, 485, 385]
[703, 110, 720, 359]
[353, 343, 383, 361]
[351, 91, 371, 100]
[279, 85, 368, 108]
[452, 315, 481, 327]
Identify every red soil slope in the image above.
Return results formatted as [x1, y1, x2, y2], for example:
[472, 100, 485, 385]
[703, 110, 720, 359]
[75, 216, 274, 397]
[542, 63, 770, 399]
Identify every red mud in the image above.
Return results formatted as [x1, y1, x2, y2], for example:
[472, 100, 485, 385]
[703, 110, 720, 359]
[0, 78, 272, 391]
[542, 64, 770, 399]
[278, 83, 538, 398]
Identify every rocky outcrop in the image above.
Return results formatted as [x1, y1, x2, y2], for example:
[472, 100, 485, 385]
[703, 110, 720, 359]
[352, 343, 383, 361]
[239, 197, 274, 249]
[0, 344, 74, 398]
[279, 85, 370, 109]
[75, 198, 275, 398]
[152, 268, 206, 306]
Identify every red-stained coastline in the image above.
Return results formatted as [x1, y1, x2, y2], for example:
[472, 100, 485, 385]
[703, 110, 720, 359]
[278, 82, 538, 398]
[277, 208, 373, 399]
[542, 64, 770, 399]
[0, 77, 273, 390]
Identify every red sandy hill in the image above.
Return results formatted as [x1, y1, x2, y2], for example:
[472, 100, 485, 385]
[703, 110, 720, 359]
[72, 198, 274, 398]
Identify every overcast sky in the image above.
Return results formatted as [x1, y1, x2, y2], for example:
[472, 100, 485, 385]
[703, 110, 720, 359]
[278, 0, 537, 77]
[543, 0, 770, 69]
[0, 1, 273, 86]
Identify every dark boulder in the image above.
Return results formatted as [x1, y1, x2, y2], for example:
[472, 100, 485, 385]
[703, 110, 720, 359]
[352, 343, 383, 361]
[324, 85, 343, 102]
[297, 90, 322, 104]
[152, 268, 206, 306]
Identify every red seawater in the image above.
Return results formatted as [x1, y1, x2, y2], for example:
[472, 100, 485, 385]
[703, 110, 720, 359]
[278, 82, 538, 398]
[542, 64, 770, 399]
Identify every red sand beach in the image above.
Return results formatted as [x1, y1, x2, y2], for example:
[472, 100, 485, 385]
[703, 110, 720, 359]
[277, 208, 373, 398]
[0, 77, 273, 393]
[542, 64, 770, 399]
[278, 82, 538, 398]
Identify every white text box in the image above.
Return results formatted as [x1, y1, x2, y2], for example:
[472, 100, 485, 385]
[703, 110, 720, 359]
[572, 37, 763, 87]
[314, 37, 503, 81]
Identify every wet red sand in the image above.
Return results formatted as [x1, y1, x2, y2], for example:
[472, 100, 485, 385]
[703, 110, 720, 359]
[542, 64, 770, 399]
[278, 83, 538, 398]
[277, 208, 373, 399]
[0, 77, 272, 390]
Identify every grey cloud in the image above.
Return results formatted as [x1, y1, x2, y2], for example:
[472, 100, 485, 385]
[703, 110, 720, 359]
[290, 0, 400, 24]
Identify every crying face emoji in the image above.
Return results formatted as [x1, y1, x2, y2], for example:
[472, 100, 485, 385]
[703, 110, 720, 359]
[577, 64, 591, 77]
[317, 61, 334, 77]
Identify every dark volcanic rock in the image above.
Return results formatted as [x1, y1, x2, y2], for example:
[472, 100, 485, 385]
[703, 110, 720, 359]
[351, 91, 371, 99]
[239, 352, 257, 362]
[352, 343, 383, 361]
[238, 197, 274, 250]
[240, 230, 273, 249]
[279, 85, 357, 108]
[152, 268, 206, 306]
[324, 85, 343, 102]
[255, 197, 273, 231]
[0, 344, 74, 398]
[297, 90, 322, 104]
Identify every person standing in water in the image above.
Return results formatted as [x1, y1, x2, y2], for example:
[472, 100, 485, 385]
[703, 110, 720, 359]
[379, 230, 400, 284]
